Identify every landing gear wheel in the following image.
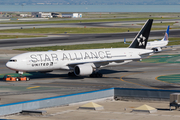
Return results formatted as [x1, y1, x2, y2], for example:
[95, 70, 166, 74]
[97, 73, 103, 78]
[89, 74, 95, 77]
[90, 72, 103, 78]
[68, 72, 76, 77]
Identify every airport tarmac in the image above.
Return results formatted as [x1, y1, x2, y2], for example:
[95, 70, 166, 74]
[0, 19, 180, 49]
[0, 29, 180, 49]
[0, 47, 180, 105]
[0, 19, 179, 30]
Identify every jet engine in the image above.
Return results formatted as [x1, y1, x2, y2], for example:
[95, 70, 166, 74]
[153, 47, 162, 52]
[74, 64, 93, 76]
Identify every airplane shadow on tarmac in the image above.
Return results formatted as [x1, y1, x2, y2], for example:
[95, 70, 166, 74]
[0, 69, 138, 81]
[99, 69, 129, 74]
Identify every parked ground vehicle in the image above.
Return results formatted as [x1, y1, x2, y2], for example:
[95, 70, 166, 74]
[3, 75, 30, 81]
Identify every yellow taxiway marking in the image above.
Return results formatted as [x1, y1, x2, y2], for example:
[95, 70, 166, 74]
[27, 86, 40, 89]
[116, 66, 180, 89]
[119, 72, 159, 89]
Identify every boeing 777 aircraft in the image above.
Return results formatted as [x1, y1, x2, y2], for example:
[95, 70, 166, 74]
[6, 19, 153, 78]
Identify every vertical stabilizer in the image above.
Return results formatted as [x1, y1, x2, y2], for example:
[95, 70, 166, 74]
[161, 25, 169, 41]
[129, 19, 153, 49]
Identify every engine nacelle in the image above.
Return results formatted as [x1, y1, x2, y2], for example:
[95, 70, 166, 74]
[153, 47, 162, 52]
[74, 64, 93, 76]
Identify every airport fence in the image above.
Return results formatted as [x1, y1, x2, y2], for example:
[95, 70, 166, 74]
[114, 88, 180, 100]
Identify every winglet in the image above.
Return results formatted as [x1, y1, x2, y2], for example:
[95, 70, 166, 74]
[162, 25, 169, 41]
[129, 19, 153, 49]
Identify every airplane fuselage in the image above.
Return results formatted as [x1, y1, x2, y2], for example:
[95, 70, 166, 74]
[146, 40, 168, 50]
[6, 48, 152, 72]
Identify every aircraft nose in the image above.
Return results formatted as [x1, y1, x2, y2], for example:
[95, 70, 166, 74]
[6, 61, 11, 69]
[6, 61, 17, 70]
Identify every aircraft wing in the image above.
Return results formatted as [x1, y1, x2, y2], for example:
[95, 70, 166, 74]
[67, 57, 142, 68]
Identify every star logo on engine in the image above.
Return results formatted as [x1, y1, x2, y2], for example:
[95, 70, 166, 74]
[137, 34, 146, 46]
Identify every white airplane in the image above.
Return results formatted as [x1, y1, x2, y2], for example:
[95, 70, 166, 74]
[124, 25, 169, 52]
[146, 25, 169, 52]
[6, 19, 153, 78]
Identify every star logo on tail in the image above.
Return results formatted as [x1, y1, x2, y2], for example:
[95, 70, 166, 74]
[137, 34, 146, 46]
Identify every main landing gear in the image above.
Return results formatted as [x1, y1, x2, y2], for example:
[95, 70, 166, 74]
[68, 72, 103, 78]
[68, 72, 76, 77]
[89, 72, 103, 78]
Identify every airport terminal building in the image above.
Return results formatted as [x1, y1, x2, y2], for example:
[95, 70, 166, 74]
[32, 12, 82, 18]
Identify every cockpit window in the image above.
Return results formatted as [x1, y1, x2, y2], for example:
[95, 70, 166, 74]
[9, 59, 17, 62]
